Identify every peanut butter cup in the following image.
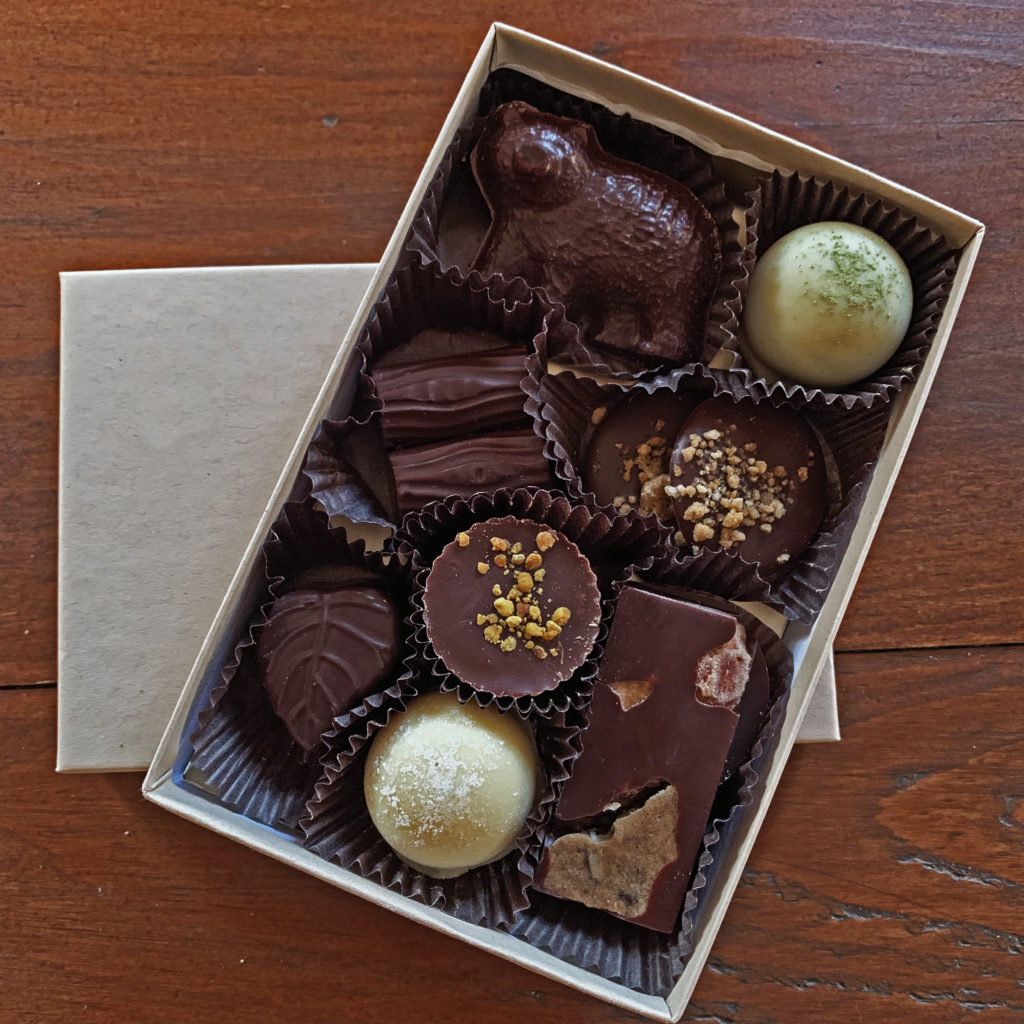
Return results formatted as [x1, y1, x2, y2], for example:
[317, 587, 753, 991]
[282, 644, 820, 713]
[422, 516, 602, 698]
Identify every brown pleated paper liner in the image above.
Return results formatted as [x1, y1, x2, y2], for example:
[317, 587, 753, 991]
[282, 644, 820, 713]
[508, 577, 793, 995]
[303, 260, 557, 526]
[396, 486, 675, 716]
[713, 169, 959, 411]
[188, 500, 417, 831]
[402, 67, 751, 379]
[299, 685, 581, 931]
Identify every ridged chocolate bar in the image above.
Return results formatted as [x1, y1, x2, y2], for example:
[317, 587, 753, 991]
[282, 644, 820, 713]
[374, 347, 531, 448]
[388, 429, 549, 514]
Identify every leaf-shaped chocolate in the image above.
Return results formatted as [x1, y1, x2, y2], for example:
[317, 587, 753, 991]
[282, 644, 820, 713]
[258, 587, 401, 752]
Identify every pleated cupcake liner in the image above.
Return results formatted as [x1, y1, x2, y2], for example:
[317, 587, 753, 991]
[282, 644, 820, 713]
[396, 486, 674, 717]
[303, 260, 557, 526]
[711, 169, 959, 411]
[505, 578, 792, 994]
[525, 360, 889, 620]
[299, 688, 581, 931]
[402, 67, 750, 379]
[188, 500, 417, 831]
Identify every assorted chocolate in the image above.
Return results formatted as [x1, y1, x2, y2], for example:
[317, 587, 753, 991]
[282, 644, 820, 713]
[667, 396, 828, 575]
[535, 585, 751, 932]
[363, 690, 540, 878]
[743, 221, 915, 388]
[471, 101, 721, 366]
[375, 346, 533, 446]
[190, 70, 956, 990]
[258, 585, 401, 752]
[389, 430, 549, 515]
[581, 388, 704, 516]
[422, 517, 602, 698]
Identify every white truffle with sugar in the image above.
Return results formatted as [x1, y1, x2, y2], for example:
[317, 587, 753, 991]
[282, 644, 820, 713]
[743, 221, 914, 388]
[363, 691, 539, 877]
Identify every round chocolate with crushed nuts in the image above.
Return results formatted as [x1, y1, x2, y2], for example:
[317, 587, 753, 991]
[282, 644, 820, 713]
[422, 516, 602, 698]
[666, 396, 828, 576]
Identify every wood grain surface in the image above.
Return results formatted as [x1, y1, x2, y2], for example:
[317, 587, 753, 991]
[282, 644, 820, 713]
[1, 1, 1021, 1021]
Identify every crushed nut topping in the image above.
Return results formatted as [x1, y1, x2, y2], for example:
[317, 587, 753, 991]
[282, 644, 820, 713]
[608, 420, 675, 519]
[663, 425, 814, 551]
[468, 529, 576, 657]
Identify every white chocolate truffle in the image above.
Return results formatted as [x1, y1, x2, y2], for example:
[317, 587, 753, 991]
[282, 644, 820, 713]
[363, 691, 539, 878]
[743, 221, 914, 388]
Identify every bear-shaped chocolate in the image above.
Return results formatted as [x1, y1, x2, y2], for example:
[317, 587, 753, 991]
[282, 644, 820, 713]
[470, 101, 721, 366]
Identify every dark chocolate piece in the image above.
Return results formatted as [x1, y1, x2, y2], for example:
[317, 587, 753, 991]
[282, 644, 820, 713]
[422, 517, 602, 698]
[471, 101, 721, 365]
[258, 587, 400, 752]
[374, 347, 531, 448]
[388, 430, 550, 515]
[535, 585, 748, 932]
[580, 388, 704, 516]
[667, 396, 828, 575]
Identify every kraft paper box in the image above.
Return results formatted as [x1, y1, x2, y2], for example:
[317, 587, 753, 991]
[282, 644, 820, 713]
[56, 264, 839, 773]
[136, 24, 982, 1022]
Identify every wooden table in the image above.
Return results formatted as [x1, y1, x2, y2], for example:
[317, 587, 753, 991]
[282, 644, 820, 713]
[3, 3, 1021, 1021]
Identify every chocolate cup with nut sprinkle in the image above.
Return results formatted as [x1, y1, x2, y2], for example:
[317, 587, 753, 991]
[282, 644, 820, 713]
[403, 67, 749, 381]
[299, 677, 580, 931]
[303, 260, 557, 527]
[527, 362, 889, 621]
[188, 500, 416, 832]
[397, 486, 672, 716]
[510, 576, 792, 994]
[713, 169, 959, 411]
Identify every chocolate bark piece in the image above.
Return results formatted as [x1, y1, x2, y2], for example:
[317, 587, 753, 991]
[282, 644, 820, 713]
[581, 388, 705, 516]
[422, 517, 602, 698]
[536, 585, 748, 932]
[258, 586, 401, 752]
[388, 430, 550, 515]
[374, 346, 531, 448]
[666, 396, 828, 576]
[471, 101, 721, 366]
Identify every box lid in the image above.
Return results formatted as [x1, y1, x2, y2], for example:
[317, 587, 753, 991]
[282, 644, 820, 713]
[57, 263, 839, 773]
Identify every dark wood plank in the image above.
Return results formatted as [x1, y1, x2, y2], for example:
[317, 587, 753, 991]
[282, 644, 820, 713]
[3, 647, 1022, 1022]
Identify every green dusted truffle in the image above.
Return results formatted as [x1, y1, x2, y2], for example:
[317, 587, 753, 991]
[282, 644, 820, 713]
[743, 221, 913, 388]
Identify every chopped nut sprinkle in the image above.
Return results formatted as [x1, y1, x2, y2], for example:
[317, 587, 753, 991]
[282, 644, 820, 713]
[466, 527, 580, 662]
[663, 421, 815, 551]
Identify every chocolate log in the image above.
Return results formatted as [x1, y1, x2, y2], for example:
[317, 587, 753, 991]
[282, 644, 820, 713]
[388, 429, 550, 515]
[535, 585, 750, 932]
[373, 346, 531, 448]
[471, 101, 721, 365]
[258, 586, 401, 752]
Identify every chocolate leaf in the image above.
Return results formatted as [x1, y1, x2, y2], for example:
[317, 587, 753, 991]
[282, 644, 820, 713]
[259, 587, 400, 751]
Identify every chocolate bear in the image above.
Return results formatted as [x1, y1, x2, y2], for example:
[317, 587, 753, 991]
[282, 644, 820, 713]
[470, 101, 721, 366]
